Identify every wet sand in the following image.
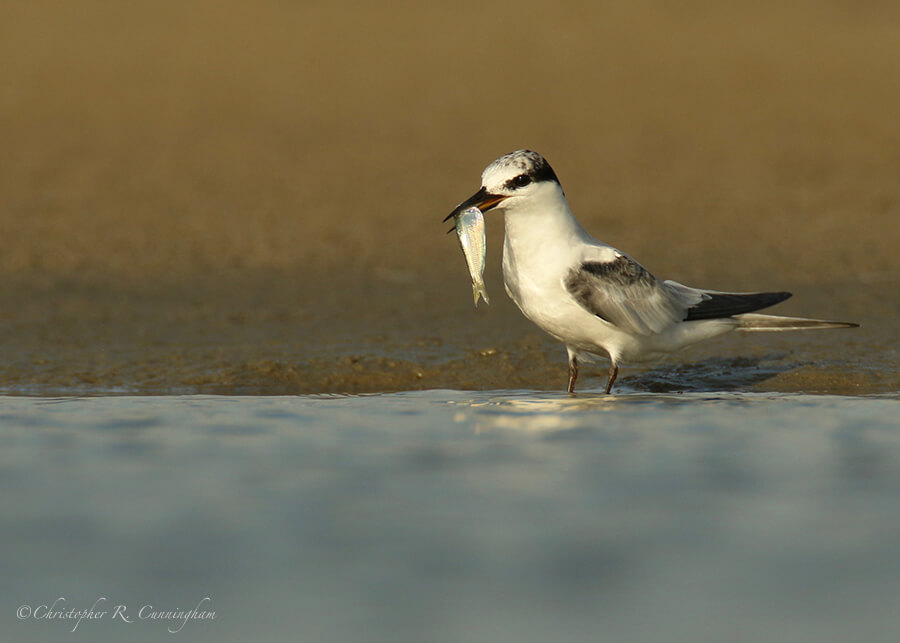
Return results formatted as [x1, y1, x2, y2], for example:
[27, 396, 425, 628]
[1, 1, 898, 395]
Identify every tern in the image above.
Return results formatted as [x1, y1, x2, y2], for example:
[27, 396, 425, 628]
[444, 150, 858, 394]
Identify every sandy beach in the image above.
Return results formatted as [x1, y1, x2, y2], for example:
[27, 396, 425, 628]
[1, 0, 898, 394]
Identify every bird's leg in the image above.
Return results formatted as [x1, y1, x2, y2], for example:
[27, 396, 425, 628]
[567, 351, 579, 394]
[604, 363, 619, 394]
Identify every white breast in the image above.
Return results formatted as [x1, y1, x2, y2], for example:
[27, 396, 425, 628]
[500, 199, 620, 349]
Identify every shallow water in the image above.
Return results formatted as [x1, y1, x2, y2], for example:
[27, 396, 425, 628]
[3, 391, 900, 642]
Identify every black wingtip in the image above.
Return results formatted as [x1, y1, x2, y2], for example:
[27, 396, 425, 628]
[685, 290, 793, 321]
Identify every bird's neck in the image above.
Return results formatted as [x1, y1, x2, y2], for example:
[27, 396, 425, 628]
[500, 189, 593, 315]
[502, 190, 589, 254]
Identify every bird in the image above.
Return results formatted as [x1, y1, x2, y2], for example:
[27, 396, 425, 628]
[444, 150, 858, 394]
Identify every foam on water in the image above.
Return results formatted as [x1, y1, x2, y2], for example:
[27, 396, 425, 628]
[2, 392, 899, 642]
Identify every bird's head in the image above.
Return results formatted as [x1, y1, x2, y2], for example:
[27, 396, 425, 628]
[444, 150, 563, 223]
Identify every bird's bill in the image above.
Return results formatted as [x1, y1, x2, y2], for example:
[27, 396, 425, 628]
[443, 187, 508, 222]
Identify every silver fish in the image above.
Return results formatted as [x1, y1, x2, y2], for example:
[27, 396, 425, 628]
[454, 206, 490, 306]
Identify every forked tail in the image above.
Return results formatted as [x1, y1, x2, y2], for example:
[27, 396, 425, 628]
[735, 313, 859, 332]
[472, 282, 490, 307]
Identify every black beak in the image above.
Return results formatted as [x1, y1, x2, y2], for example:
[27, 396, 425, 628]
[442, 187, 509, 223]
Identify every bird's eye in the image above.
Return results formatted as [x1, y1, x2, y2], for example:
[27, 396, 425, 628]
[511, 174, 532, 189]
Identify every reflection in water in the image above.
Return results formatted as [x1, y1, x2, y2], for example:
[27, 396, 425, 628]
[1, 392, 899, 643]
[473, 393, 623, 433]
[470, 390, 766, 433]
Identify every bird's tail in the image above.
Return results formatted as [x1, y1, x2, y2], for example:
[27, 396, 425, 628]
[735, 313, 859, 332]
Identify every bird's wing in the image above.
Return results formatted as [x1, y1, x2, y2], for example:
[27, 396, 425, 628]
[673, 286, 792, 320]
[564, 253, 701, 335]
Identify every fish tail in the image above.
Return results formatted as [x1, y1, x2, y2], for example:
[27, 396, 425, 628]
[472, 283, 490, 307]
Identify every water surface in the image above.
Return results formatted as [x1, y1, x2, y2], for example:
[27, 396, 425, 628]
[2, 391, 899, 642]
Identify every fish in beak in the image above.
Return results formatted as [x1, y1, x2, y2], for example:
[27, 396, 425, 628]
[443, 187, 508, 223]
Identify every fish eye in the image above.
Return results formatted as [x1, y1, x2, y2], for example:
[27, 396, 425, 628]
[509, 174, 532, 189]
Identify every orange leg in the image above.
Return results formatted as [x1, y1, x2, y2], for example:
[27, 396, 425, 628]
[604, 364, 619, 394]
[567, 353, 578, 394]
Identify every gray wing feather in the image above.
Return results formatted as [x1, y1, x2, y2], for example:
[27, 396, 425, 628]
[565, 257, 702, 335]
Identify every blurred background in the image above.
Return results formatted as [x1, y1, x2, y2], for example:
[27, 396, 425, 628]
[1, 0, 898, 393]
